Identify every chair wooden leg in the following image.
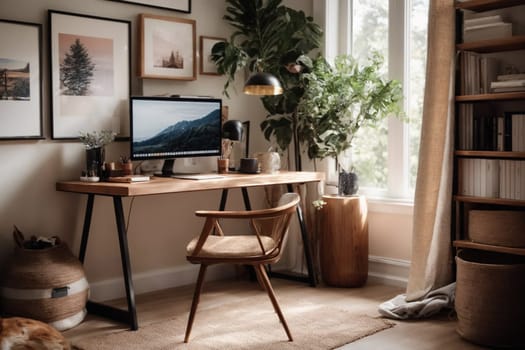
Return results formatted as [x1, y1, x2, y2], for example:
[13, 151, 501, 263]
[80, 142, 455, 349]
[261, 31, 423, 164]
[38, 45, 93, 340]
[254, 265, 267, 291]
[255, 264, 293, 341]
[184, 264, 208, 343]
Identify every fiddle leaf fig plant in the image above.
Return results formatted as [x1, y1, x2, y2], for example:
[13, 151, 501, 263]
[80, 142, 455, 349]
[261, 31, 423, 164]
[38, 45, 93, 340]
[296, 53, 403, 168]
[211, 0, 322, 169]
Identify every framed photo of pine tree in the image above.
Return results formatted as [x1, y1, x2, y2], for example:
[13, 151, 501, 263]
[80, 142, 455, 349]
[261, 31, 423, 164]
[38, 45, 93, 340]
[49, 10, 131, 140]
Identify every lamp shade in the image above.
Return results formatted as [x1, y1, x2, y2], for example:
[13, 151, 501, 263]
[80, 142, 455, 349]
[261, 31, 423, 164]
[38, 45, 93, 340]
[222, 120, 243, 141]
[243, 72, 283, 95]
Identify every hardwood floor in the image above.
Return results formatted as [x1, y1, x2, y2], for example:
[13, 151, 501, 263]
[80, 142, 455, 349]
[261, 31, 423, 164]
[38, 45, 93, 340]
[64, 278, 489, 349]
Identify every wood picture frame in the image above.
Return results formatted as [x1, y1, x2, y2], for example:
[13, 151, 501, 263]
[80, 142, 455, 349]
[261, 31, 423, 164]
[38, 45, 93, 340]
[0, 19, 43, 140]
[109, 0, 191, 13]
[139, 14, 196, 81]
[199, 36, 225, 75]
[49, 10, 131, 140]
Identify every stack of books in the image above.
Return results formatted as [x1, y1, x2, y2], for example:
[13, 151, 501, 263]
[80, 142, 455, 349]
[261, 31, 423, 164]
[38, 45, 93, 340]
[459, 52, 499, 95]
[463, 15, 512, 43]
[490, 73, 525, 93]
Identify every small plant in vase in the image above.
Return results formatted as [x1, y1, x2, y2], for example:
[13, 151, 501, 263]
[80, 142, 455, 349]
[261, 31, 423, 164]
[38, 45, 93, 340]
[79, 130, 116, 179]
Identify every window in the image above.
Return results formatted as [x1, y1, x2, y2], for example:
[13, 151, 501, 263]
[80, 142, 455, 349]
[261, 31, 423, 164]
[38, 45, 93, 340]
[325, 0, 429, 200]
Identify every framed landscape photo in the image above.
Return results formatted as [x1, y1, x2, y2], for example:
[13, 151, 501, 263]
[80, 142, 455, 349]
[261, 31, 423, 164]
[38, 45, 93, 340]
[199, 36, 224, 75]
[109, 0, 191, 13]
[49, 10, 131, 139]
[139, 14, 196, 80]
[0, 19, 43, 140]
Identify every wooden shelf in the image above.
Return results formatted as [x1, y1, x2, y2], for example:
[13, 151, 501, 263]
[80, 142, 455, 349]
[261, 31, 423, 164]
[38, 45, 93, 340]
[456, 91, 525, 102]
[454, 195, 525, 206]
[454, 240, 525, 256]
[456, 0, 525, 12]
[457, 35, 525, 53]
[453, 0, 525, 259]
[455, 150, 525, 159]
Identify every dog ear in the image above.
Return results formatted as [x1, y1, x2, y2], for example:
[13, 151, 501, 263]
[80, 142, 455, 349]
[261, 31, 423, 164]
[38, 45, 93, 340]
[13, 225, 24, 248]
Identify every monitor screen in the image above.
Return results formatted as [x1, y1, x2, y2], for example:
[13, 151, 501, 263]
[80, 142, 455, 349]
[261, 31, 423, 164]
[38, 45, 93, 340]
[130, 96, 222, 175]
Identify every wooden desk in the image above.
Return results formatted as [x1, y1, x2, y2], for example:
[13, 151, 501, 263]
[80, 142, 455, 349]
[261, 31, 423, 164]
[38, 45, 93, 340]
[56, 171, 324, 330]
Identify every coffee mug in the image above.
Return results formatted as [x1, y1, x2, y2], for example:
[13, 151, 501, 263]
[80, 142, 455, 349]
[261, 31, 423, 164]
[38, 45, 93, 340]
[255, 152, 280, 173]
[239, 158, 259, 173]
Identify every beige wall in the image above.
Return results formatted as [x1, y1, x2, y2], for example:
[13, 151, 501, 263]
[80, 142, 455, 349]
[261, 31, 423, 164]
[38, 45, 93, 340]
[0, 0, 412, 297]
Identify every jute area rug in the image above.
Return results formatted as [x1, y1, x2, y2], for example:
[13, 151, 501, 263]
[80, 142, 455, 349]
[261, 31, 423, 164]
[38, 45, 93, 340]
[74, 292, 394, 350]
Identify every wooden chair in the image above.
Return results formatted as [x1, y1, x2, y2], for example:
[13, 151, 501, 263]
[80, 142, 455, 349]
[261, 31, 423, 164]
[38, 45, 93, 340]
[183, 192, 300, 343]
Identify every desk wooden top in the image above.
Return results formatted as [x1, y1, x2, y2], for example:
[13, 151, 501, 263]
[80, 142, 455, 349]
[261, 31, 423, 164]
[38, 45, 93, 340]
[56, 171, 324, 197]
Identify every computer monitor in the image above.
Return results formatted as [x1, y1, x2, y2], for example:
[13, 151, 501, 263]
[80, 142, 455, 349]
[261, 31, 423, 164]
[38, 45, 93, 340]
[130, 96, 222, 176]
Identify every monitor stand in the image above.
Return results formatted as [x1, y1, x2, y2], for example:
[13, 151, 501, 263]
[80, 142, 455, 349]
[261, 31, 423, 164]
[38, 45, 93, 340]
[155, 159, 199, 177]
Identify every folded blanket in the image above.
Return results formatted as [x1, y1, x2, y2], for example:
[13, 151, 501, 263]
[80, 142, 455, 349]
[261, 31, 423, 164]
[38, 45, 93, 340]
[378, 282, 456, 320]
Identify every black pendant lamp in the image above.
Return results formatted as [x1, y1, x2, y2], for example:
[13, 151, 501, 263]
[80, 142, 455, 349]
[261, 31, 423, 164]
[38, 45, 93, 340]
[243, 72, 283, 96]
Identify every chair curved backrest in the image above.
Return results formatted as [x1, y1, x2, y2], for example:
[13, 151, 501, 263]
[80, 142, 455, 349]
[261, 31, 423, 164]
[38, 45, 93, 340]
[186, 192, 300, 265]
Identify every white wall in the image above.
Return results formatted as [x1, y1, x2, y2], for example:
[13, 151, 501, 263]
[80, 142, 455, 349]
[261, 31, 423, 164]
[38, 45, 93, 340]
[0, 0, 411, 301]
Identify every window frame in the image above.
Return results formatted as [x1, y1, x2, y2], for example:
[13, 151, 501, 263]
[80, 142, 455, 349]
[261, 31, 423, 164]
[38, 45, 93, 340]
[316, 0, 426, 202]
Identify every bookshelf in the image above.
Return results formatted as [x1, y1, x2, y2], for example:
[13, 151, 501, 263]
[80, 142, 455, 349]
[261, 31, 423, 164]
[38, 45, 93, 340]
[453, 0, 525, 255]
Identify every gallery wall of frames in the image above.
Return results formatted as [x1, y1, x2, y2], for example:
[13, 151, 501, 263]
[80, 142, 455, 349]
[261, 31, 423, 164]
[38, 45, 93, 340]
[0, 0, 229, 141]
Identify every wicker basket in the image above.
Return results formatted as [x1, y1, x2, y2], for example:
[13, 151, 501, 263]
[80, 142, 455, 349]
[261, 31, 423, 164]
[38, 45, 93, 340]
[469, 210, 525, 247]
[455, 249, 525, 348]
[0, 243, 89, 331]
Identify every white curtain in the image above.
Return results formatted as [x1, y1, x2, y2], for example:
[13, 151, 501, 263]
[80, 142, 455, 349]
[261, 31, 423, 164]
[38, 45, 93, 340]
[405, 0, 456, 301]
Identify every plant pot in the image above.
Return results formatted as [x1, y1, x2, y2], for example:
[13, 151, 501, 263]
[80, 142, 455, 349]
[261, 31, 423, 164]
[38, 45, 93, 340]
[338, 170, 358, 196]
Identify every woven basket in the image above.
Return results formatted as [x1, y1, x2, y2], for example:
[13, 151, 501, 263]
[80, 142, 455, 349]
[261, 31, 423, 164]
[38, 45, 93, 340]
[455, 249, 525, 348]
[0, 243, 89, 331]
[469, 210, 525, 247]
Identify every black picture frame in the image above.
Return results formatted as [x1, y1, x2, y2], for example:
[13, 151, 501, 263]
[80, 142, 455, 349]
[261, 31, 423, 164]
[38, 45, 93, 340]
[109, 0, 191, 13]
[0, 19, 44, 140]
[199, 36, 225, 75]
[49, 10, 131, 140]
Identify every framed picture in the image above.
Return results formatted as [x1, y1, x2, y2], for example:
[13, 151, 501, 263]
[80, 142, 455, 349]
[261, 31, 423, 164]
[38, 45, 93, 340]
[49, 10, 131, 140]
[109, 0, 191, 13]
[139, 14, 196, 81]
[199, 36, 225, 75]
[0, 19, 43, 140]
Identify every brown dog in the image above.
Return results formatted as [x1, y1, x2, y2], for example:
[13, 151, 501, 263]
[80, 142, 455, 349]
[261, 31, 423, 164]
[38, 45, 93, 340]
[0, 317, 74, 350]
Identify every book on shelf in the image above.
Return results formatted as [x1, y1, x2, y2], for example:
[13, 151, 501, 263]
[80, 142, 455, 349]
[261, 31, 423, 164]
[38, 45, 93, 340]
[462, 13, 512, 43]
[504, 112, 525, 152]
[490, 80, 525, 89]
[491, 86, 525, 93]
[496, 73, 525, 81]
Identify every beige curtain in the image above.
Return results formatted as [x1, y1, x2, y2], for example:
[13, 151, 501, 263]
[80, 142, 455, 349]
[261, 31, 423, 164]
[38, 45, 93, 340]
[405, 0, 456, 302]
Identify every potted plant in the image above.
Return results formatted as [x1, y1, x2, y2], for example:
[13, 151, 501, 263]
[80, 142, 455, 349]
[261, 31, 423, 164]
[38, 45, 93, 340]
[210, 0, 322, 170]
[296, 53, 403, 195]
[79, 129, 116, 177]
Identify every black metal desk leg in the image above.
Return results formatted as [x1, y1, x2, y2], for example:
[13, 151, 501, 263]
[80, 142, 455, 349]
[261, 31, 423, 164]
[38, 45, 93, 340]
[113, 196, 138, 330]
[241, 187, 252, 210]
[79, 194, 95, 263]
